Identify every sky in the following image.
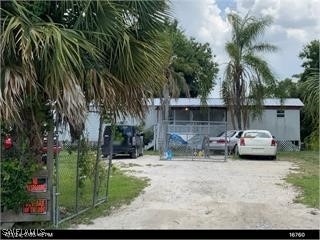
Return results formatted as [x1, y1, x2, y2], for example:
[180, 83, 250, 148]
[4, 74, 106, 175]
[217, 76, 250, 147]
[170, 0, 320, 97]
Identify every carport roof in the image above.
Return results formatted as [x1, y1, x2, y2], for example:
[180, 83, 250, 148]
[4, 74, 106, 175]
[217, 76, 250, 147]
[149, 98, 304, 108]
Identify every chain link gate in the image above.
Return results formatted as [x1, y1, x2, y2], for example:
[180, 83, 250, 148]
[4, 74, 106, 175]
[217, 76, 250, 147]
[159, 120, 228, 161]
[53, 113, 112, 227]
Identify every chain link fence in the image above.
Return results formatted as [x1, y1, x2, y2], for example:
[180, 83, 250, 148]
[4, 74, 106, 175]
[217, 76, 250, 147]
[53, 113, 112, 226]
[159, 120, 228, 161]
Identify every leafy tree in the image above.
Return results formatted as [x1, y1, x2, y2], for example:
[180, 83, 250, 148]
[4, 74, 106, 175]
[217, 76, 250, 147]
[265, 78, 300, 98]
[301, 70, 319, 127]
[222, 13, 277, 130]
[167, 20, 219, 102]
[300, 69, 319, 150]
[297, 40, 319, 149]
[158, 19, 218, 130]
[299, 40, 320, 82]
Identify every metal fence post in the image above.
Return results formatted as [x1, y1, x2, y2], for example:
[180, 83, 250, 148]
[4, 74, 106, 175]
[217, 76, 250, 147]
[52, 186, 56, 227]
[54, 120, 60, 227]
[93, 113, 103, 206]
[75, 139, 80, 213]
[46, 123, 55, 226]
[106, 113, 114, 200]
[105, 139, 113, 200]
[224, 122, 228, 161]
[153, 124, 157, 151]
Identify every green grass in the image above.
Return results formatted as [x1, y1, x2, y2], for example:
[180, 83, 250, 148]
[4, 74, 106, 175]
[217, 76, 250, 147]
[58, 151, 99, 216]
[14, 150, 149, 229]
[59, 169, 149, 228]
[278, 151, 319, 209]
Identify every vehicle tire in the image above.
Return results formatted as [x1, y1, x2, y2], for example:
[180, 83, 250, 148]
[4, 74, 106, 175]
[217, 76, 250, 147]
[130, 148, 138, 159]
[228, 146, 233, 155]
[270, 155, 276, 160]
[230, 145, 236, 154]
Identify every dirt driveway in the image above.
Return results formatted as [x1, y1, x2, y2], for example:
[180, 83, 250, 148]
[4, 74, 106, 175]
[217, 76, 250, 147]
[76, 156, 319, 229]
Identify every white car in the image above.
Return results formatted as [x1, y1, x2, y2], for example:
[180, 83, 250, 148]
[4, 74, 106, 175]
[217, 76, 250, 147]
[208, 130, 243, 153]
[235, 130, 277, 159]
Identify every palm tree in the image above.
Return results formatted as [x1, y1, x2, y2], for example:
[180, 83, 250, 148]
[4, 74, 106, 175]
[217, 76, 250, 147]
[0, 1, 170, 162]
[222, 13, 277, 130]
[301, 69, 319, 124]
[158, 52, 190, 151]
[301, 68, 319, 149]
[1, 2, 99, 160]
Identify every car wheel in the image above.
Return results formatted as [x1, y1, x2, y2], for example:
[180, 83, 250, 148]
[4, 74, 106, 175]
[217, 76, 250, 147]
[230, 144, 236, 154]
[130, 148, 138, 159]
[228, 146, 233, 155]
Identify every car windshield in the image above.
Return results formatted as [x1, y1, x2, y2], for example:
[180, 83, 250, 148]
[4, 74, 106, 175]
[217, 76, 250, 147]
[105, 125, 133, 137]
[117, 126, 133, 137]
[217, 131, 236, 137]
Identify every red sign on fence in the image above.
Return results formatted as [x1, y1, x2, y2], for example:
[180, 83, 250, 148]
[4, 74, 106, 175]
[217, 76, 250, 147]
[26, 177, 47, 192]
[23, 199, 47, 214]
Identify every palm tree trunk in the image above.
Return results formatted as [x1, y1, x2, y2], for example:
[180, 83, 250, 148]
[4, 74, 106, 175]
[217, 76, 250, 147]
[235, 84, 242, 130]
[242, 104, 248, 129]
[22, 108, 44, 164]
[162, 84, 170, 150]
[230, 107, 236, 129]
[234, 67, 243, 130]
[163, 84, 170, 122]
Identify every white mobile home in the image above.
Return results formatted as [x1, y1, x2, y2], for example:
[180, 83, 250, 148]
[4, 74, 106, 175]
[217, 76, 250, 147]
[78, 98, 303, 151]
[145, 98, 303, 151]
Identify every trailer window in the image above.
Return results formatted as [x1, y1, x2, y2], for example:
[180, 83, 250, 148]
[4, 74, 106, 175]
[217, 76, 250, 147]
[277, 110, 285, 117]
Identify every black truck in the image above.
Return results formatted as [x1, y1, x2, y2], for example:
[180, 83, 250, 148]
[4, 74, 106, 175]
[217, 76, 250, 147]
[101, 125, 144, 158]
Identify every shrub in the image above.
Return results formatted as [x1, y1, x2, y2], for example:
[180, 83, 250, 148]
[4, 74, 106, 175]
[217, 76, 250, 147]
[143, 129, 154, 146]
[77, 137, 107, 192]
[304, 127, 319, 150]
[1, 159, 37, 212]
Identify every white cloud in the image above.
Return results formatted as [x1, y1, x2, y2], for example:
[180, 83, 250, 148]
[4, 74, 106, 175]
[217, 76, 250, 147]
[236, 0, 320, 38]
[171, 0, 231, 64]
[286, 29, 308, 43]
[171, 0, 231, 97]
[235, 0, 320, 80]
[171, 0, 320, 97]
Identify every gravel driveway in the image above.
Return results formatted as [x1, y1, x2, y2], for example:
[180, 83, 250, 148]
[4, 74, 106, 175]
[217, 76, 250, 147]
[76, 156, 319, 229]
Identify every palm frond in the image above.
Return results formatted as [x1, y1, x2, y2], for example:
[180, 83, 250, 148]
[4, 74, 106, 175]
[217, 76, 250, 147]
[1, 5, 100, 129]
[243, 54, 275, 85]
[301, 68, 319, 124]
[225, 42, 240, 61]
[249, 42, 277, 53]
[1, 0, 171, 130]
[241, 15, 273, 47]
[224, 12, 276, 129]
[227, 13, 242, 45]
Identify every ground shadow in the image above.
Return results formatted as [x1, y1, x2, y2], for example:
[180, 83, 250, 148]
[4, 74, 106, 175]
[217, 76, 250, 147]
[101, 154, 143, 160]
[239, 155, 277, 161]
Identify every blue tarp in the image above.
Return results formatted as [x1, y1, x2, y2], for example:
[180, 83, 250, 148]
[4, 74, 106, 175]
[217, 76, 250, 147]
[168, 133, 187, 145]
